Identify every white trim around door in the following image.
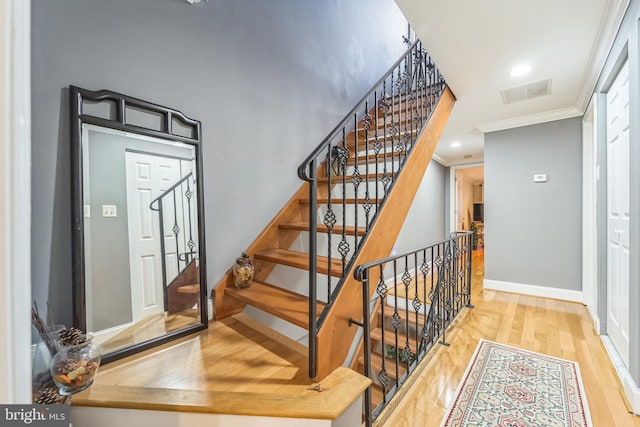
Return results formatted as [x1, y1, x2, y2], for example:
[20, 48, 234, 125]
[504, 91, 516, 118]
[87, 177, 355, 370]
[448, 162, 484, 234]
[582, 95, 599, 331]
[0, 0, 32, 403]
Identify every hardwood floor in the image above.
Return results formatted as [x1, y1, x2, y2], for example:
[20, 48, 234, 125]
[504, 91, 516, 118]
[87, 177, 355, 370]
[74, 313, 370, 419]
[381, 249, 640, 427]
[99, 309, 199, 355]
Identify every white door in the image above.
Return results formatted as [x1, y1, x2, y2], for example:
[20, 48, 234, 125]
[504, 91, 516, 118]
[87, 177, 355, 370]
[125, 152, 182, 322]
[606, 59, 630, 367]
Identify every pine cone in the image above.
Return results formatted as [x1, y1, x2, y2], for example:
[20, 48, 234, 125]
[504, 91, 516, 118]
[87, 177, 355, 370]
[55, 358, 80, 375]
[35, 387, 64, 404]
[59, 327, 82, 346]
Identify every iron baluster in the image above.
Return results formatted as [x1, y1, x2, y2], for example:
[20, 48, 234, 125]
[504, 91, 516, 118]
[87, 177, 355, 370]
[171, 191, 181, 273]
[325, 141, 334, 304]
[361, 269, 372, 427]
[401, 258, 411, 371]
[390, 69, 396, 180]
[339, 128, 349, 275]
[149, 171, 196, 313]
[158, 203, 168, 312]
[353, 232, 472, 425]
[372, 92, 379, 214]
[376, 265, 388, 403]
[352, 112, 360, 254]
[412, 251, 420, 364]
[308, 158, 318, 379]
[467, 233, 474, 308]
[392, 261, 400, 387]
[381, 82, 390, 197]
[185, 179, 195, 265]
[363, 101, 372, 231]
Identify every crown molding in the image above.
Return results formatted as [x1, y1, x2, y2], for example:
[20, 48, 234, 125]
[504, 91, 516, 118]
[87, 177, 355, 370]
[431, 153, 447, 166]
[477, 106, 582, 134]
[576, 0, 631, 111]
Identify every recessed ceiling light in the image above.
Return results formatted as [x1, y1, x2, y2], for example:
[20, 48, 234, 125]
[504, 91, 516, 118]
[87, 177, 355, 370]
[510, 64, 532, 77]
[451, 141, 461, 148]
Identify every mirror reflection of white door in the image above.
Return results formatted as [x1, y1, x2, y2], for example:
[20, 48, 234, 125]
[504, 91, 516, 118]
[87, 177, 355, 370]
[606, 59, 630, 367]
[125, 152, 181, 322]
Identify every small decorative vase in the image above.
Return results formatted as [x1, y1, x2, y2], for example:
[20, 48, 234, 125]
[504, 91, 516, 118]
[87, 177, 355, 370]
[232, 252, 254, 288]
[50, 334, 101, 395]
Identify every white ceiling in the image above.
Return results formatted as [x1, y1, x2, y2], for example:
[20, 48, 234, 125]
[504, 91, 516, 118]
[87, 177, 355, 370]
[395, 0, 630, 166]
[457, 166, 484, 184]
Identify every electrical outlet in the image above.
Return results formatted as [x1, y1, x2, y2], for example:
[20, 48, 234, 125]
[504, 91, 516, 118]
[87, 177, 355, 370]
[102, 205, 117, 217]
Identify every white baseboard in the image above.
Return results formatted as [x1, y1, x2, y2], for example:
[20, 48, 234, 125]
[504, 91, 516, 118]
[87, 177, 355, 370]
[587, 305, 601, 334]
[91, 322, 134, 344]
[601, 336, 640, 415]
[483, 279, 583, 303]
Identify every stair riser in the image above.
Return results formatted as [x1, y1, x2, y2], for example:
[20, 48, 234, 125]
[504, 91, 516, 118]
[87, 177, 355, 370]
[327, 182, 390, 201]
[289, 230, 362, 266]
[314, 204, 384, 231]
[344, 128, 419, 149]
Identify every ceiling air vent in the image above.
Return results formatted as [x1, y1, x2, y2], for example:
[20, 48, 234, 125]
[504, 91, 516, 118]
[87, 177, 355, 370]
[500, 78, 552, 105]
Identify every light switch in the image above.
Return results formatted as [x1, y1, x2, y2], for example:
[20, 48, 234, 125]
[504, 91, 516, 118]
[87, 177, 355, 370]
[102, 205, 117, 217]
[533, 174, 547, 183]
[84, 205, 91, 218]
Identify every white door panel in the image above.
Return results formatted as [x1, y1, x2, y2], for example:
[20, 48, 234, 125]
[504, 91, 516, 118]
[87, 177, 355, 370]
[606, 59, 630, 367]
[126, 152, 181, 322]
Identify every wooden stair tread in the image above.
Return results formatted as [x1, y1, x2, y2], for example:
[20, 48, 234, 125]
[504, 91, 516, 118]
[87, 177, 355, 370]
[279, 222, 366, 236]
[225, 280, 324, 329]
[370, 327, 418, 353]
[175, 284, 200, 294]
[317, 172, 395, 183]
[345, 150, 406, 167]
[344, 129, 420, 150]
[254, 248, 343, 277]
[299, 197, 373, 205]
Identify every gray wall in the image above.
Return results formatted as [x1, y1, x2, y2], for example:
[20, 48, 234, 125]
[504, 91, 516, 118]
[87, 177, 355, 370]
[484, 117, 582, 290]
[31, 0, 409, 326]
[393, 159, 446, 252]
[592, 0, 640, 385]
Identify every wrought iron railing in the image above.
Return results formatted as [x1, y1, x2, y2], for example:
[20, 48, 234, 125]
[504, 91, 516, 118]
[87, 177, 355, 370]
[352, 232, 473, 426]
[297, 39, 446, 377]
[150, 172, 198, 311]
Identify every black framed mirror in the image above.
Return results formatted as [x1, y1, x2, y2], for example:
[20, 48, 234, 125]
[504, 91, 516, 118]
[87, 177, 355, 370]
[70, 86, 207, 364]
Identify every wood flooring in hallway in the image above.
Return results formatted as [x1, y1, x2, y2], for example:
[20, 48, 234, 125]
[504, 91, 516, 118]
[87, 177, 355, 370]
[380, 249, 640, 427]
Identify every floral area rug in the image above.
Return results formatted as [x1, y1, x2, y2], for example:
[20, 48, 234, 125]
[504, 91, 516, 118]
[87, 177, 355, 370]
[441, 339, 592, 427]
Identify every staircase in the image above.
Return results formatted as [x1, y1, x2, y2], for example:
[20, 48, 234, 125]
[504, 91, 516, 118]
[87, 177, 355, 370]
[214, 39, 455, 380]
[352, 232, 473, 426]
[150, 172, 201, 314]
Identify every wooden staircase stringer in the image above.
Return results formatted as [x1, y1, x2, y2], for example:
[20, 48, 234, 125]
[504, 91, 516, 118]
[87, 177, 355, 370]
[213, 180, 327, 319]
[314, 88, 456, 380]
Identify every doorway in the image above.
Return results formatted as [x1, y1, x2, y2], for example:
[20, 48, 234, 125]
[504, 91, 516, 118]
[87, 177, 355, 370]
[125, 151, 187, 323]
[451, 165, 485, 249]
[605, 58, 630, 367]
